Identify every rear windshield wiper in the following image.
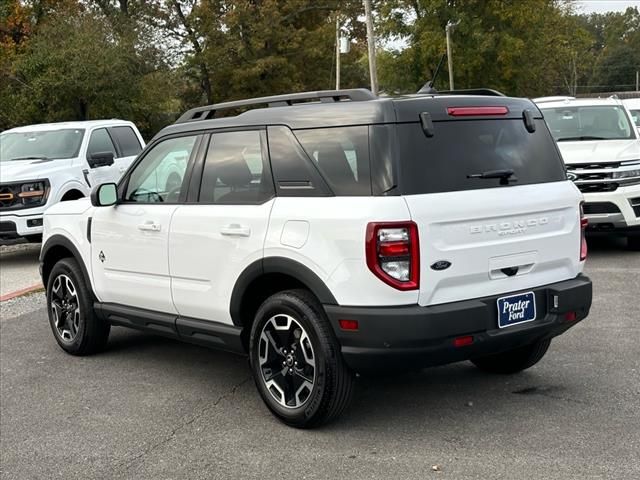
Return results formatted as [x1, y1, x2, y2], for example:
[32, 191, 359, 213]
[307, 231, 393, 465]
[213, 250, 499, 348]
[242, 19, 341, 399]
[467, 169, 516, 185]
[9, 155, 50, 161]
[556, 136, 607, 142]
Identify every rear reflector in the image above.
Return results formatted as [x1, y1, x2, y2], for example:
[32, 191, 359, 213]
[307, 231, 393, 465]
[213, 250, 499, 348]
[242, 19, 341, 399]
[453, 335, 474, 347]
[565, 311, 577, 322]
[339, 319, 359, 331]
[447, 106, 509, 116]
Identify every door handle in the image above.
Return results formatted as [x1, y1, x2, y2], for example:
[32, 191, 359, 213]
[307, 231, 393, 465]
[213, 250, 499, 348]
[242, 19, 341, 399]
[220, 224, 251, 237]
[137, 221, 161, 232]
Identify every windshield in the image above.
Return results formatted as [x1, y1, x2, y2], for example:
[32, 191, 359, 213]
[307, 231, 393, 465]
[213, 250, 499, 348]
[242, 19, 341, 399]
[541, 106, 634, 141]
[0, 129, 85, 162]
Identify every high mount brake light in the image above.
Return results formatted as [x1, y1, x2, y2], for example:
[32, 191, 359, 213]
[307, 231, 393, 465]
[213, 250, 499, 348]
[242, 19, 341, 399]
[580, 202, 588, 261]
[366, 222, 419, 291]
[447, 106, 509, 116]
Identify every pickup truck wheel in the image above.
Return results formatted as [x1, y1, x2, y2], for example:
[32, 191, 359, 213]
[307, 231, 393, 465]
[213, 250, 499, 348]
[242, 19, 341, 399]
[46, 258, 110, 355]
[249, 289, 355, 428]
[471, 338, 551, 374]
[628, 235, 640, 251]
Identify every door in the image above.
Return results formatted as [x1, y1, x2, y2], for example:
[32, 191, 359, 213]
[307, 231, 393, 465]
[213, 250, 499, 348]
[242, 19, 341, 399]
[169, 129, 275, 324]
[91, 134, 200, 312]
[108, 125, 144, 177]
[85, 128, 120, 186]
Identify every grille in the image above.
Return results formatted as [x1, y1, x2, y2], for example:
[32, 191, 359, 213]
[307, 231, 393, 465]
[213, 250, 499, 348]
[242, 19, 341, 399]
[0, 221, 17, 233]
[0, 184, 22, 209]
[583, 202, 621, 215]
[567, 163, 621, 193]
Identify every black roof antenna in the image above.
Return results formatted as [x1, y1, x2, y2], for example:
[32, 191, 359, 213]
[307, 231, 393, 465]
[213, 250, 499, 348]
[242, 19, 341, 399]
[418, 53, 446, 94]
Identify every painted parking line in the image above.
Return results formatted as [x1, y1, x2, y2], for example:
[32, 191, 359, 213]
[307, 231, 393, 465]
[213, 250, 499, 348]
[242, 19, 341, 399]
[0, 283, 44, 302]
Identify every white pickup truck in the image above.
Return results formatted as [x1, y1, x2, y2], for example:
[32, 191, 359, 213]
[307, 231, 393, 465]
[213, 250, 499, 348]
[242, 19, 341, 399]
[0, 120, 145, 242]
[536, 97, 640, 250]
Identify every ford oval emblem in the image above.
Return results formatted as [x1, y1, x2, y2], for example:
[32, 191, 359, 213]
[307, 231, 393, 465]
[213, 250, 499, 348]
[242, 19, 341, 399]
[431, 260, 452, 271]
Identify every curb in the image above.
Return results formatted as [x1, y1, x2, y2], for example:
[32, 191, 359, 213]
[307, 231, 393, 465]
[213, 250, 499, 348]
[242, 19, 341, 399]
[0, 284, 44, 302]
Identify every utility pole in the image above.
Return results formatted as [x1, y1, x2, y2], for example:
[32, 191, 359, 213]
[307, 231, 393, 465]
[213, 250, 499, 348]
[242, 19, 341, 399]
[446, 20, 460, 91]
[636, 70, 639, 92]
[336, 17, 341, 90]
[363, 0, 378, 95]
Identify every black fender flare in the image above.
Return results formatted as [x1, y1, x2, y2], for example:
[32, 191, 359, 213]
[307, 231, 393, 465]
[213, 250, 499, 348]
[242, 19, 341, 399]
[40, 235, 93, 293]
[229, 256, 338, 327]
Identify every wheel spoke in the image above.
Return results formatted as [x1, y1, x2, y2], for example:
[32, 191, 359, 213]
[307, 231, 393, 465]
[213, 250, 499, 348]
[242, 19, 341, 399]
[259, 313, 317, 409]
[49, 274, 81, 344]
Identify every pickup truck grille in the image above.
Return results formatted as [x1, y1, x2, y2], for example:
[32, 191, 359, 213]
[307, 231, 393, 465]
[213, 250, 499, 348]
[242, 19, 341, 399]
[566, 163, 621, 193]
[0, 184, 22, 210]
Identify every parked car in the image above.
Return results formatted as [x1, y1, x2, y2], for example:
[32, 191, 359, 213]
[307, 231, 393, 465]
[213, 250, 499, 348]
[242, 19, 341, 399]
[40, 89, 592, 427]
[623, 97, 640, 130]
[0, 120, 144, 242]
[536, 96, 640, 250]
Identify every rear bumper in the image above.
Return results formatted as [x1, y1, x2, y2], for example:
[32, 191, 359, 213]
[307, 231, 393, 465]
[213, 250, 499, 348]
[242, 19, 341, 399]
[324, 275, 592, 372]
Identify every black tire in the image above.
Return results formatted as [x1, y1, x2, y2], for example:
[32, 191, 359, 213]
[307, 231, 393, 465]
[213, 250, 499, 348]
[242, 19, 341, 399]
[628, 235, 640, 251]
[471, 338, 551, 374]
[25, 234, 42, 243]
[46, 258, 110, 355]
[249, 289, 355, 428]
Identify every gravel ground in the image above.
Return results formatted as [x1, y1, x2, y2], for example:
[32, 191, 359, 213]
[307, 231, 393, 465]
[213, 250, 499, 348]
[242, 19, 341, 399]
[0, 241, 42, 297]
[1, 236, 639, 480]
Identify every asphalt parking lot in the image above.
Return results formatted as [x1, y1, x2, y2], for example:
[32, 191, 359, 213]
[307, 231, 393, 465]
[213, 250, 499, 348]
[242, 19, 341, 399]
[1, 237, 639, 480]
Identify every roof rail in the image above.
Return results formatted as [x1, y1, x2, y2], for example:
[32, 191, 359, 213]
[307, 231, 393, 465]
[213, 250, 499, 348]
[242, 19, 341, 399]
[437, 88, 506, 97]
[533, 96, 575, 104]
[175, 89, 377, 124]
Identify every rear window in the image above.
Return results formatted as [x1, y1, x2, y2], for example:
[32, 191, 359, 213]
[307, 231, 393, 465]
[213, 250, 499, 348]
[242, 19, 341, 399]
[397, 119, 566, 195]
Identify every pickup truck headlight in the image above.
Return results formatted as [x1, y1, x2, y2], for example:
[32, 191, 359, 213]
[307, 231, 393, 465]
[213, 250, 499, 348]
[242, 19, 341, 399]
[18, 180, 50, 207]
[612, 162, 640, 186]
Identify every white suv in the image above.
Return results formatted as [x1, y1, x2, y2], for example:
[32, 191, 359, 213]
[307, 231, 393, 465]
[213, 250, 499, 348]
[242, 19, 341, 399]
[0, 120, 144, 242]
[40, 90, 593, 427]
[535, 97, 640, 249]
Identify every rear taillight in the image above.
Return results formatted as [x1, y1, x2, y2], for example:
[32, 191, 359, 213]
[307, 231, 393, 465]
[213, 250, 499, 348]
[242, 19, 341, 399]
[580, 202, 588, 261]
[366, 222, 419, 290]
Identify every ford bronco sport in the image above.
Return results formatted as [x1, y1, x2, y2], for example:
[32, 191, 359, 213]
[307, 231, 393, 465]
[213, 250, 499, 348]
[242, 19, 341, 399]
[40, 89, 593, 428]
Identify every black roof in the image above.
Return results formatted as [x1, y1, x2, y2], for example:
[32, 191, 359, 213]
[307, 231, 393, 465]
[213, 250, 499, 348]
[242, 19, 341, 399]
[155, 89, 541, 141]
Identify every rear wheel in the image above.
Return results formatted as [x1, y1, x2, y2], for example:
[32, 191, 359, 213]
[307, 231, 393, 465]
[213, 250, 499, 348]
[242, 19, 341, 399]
[471, 338, 551, 374]
[249, 289, 355, 428]
[46, 258, 110, 355]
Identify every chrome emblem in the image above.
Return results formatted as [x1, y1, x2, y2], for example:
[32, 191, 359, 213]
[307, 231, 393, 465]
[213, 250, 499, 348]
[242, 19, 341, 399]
[98, 251, 105, 263]
[566, 172, 578, 181]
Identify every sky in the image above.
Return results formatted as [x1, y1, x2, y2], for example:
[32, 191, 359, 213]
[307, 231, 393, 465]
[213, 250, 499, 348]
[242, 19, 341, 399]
[575, 0, 640, 13]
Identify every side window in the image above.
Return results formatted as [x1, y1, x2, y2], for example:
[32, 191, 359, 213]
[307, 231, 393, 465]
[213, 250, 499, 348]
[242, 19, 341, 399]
[199, 130, 274, 204]
[125, 135, 198, 203]
[87, 128, 117, 159]
[294, 126, 371, 195]
[266, 126, 331, 197]
[109, 126, 142, 157]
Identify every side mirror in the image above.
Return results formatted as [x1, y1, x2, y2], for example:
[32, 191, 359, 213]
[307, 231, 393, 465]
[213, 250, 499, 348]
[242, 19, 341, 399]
[88, 151, 115, 168]
[91, 183, 118, 207]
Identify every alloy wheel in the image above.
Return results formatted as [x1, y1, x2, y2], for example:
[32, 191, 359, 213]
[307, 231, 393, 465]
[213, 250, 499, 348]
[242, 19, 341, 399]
[258, 314, 316, 409]
[50, 274, 81, 343]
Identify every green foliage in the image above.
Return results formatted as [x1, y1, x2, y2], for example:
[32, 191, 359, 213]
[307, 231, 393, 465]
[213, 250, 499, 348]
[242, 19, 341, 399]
[0, 1, 638, 136]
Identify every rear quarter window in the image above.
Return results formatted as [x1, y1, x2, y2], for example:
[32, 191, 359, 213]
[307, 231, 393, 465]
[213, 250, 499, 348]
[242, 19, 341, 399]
[397, 119, 567, 195]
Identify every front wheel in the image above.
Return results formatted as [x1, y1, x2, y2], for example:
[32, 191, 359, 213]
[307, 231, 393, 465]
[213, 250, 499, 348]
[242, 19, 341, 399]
[471, 338, 551, 374]
[46, 258, 110, 355]
[249, 290, 355, 428]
